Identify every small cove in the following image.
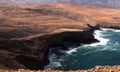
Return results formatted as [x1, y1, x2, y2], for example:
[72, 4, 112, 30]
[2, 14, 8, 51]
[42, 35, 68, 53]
[45, 28, 120, 70]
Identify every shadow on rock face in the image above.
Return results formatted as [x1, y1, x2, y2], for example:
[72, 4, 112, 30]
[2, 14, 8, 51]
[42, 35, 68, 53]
[15, 55, 43, 70]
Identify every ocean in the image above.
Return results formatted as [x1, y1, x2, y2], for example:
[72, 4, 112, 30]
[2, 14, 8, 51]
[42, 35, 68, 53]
[45, 28, 120, 70]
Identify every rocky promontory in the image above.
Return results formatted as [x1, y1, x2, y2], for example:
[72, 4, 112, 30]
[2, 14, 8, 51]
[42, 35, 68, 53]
[1, 3, 120, 72]
[0, 28, 98, 70]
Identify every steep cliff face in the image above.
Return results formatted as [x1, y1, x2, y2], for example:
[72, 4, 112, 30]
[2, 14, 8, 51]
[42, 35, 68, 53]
[0, 3, 120, 72]
[0, 29, 97, 70]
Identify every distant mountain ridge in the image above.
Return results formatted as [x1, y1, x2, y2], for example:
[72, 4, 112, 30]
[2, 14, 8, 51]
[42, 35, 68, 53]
[0, 0, 30, 5]
[45, 0, 120, 8]
[0, 0, 120, 8]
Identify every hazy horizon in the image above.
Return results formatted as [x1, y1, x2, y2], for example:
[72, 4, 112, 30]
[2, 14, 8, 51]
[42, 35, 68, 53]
[1, 0, 120, 8]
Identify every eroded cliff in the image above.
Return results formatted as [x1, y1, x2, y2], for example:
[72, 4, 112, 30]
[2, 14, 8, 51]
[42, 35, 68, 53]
[0, 28, 98, 70]
[0, 4, 120, 72]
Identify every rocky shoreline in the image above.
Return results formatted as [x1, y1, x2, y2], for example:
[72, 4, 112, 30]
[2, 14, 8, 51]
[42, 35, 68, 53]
[0, 3, 120, 72]
[1, 23, 120, 71]
[0, 25, 99, 70]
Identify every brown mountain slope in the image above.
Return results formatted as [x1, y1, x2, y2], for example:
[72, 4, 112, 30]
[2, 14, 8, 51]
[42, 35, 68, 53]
[0, 4, 96, 70]
[0, 4, 86, 40]
[1, 4, 120, 40]
[21, 4, 120, 28]
[23, 4, 120, 24]
[0, 4, 120, 71]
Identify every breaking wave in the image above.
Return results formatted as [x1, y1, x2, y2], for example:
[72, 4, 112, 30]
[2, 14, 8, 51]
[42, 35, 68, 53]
[44, 28, 120, 70]
[84, 29, 110, 46]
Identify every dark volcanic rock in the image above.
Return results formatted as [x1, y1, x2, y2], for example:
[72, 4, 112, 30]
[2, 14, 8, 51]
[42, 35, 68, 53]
[0, 30, 97, 70]
[15, 55, 43, 70]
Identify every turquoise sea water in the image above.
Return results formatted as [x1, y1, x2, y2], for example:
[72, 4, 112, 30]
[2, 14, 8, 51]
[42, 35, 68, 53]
[45, 28, 120, 70]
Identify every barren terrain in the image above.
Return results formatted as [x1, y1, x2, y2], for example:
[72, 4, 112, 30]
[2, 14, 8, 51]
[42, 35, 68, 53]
[0, 3, 120, 71]
[1, 4, 120, 40]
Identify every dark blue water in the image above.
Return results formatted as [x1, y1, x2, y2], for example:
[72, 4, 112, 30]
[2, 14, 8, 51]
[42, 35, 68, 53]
[45, 28, 120, 70]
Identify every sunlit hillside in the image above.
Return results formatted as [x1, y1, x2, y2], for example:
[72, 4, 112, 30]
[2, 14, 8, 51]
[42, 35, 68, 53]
[0, 4, 120, 40]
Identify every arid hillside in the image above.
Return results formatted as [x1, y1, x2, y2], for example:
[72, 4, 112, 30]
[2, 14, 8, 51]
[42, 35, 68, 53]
[1, 4, 120, 71]
[1, 4, 120, 40]
[0, 4, 85, 40]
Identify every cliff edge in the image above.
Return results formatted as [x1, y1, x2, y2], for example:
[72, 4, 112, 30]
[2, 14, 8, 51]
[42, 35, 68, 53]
[0, 4, 120, 72]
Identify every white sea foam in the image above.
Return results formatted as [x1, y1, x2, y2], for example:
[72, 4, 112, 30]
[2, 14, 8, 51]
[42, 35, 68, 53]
[66, 47, 78, 54]
[102, 28, 111, 31]
[44, 53, 62, 70]
[44, 47, 79, 69]
[102, 47, 118, 51]
[84, 30, 110, 46]
[95, 46, 118, 52]
[45, 28, 120, 70]
[102, 28, 120, 32]
[82, 51, 92, 55]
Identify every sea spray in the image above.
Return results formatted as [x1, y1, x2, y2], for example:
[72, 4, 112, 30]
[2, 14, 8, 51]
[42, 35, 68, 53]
[45, 28, 120, 70]
[102, 28, 120, 32]
[65, 47, 78, 54]
[84, 29, 110, 46]
[44, 47, 63, 70]
[44, 53, 62, 70]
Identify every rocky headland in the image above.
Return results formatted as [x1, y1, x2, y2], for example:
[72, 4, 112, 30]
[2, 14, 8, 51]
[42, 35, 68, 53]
[0, 4, 120, 72]
[0, 27, 98, 70]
